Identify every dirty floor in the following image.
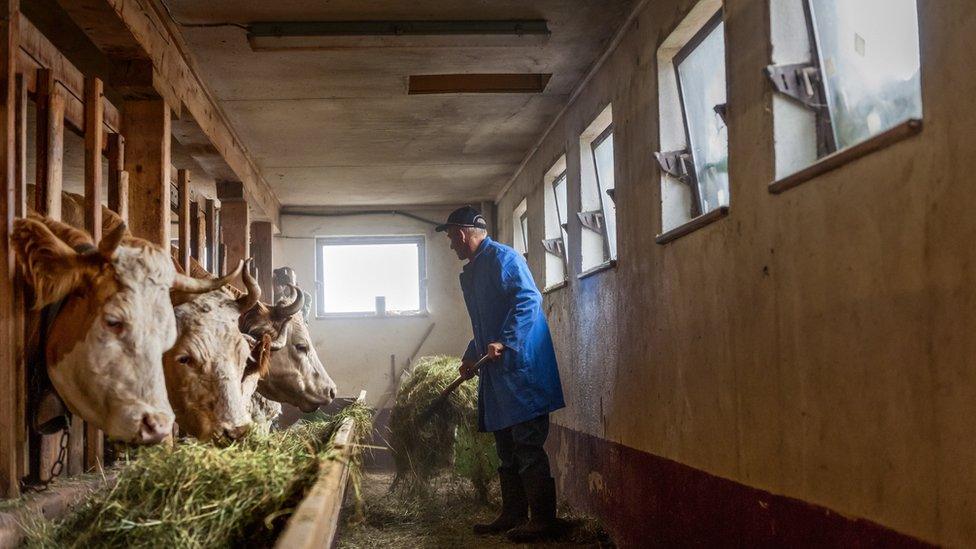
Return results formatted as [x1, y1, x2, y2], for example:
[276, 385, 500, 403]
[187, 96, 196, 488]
[335, 472, 614, 548]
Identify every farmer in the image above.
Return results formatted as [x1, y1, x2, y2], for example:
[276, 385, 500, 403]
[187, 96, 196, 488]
[437, 205, 566, 542]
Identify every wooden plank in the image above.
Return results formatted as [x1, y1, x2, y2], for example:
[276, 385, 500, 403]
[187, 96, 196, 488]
[177, 169, 190, 272]
[84, 0, 280, 228]
[251, 221, 273, 299]
[106, 132, 127, 219]
[204, 198, 217, 273]
[12, 71, 25, 481]
[34, 68, 62, 219]
[83, 76, 104, 472]
[219, 198, 248, 291]
[275, 391, 367, 549]
[122, 98, 169, 245]
[0, 0, 20, 499]
[189, 200, 204, 261]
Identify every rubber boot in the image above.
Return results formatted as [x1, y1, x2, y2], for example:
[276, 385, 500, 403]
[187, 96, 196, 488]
[506, 476, 560, 542]
[473, 468, 528, 535]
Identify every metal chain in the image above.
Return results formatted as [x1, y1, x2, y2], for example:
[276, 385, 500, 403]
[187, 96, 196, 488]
[21, 415, 70, 493]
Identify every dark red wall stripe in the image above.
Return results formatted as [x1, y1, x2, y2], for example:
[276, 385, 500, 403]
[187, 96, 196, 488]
[546, 424, 934, 548]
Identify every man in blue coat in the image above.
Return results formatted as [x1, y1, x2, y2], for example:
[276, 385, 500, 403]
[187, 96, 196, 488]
[436, 205, 565, 541]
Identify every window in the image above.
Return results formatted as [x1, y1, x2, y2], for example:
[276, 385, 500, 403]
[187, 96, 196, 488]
[656, 2, 730, 236]
[543, 156, 568, 289]
[314, 235, 427, 317]
[580, 104, 617, 269]
[769, 0, 921, 177]
[512, 198, 529, 258]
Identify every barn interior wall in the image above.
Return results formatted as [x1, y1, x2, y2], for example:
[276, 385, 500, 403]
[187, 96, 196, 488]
[495, 0, 971, 545]
[274, 210, 473, 409]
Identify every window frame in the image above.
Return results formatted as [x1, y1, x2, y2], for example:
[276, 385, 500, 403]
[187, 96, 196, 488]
[801, 0, 840, 157]
[673, 9, 725, 219]
[588, 124, 616, 261]
[313, 234, 428, 319]
[519, 210, 529, 255]
[550, 170, 570, 272]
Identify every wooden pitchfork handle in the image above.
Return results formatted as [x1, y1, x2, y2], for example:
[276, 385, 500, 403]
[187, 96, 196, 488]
[419, 354, 491, 421]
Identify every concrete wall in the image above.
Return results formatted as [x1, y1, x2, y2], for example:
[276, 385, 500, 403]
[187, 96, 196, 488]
[495, 0, 973, 545]
[274, 209, 472, 408]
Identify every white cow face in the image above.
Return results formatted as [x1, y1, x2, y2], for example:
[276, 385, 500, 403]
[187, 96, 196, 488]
[260, 314, 337, 413]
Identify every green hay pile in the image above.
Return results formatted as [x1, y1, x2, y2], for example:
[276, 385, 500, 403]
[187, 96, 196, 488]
[22, 402, 373, 549]
[389, 356, 499, 498]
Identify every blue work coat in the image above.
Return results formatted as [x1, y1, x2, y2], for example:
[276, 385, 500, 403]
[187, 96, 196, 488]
[460, 237, 565, 432]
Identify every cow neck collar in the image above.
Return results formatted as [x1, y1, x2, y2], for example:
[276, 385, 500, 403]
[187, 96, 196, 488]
[29, 296, 71, 434]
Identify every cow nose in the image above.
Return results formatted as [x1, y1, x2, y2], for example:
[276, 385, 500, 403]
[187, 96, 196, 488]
[328, 385, 336, 401]
[138, 413, 171, 444]
[220, 423, 251, 441]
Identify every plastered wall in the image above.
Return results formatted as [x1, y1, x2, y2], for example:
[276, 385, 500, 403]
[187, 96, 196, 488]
[496, 0, 974, 545]
[274, 209, 473, 409]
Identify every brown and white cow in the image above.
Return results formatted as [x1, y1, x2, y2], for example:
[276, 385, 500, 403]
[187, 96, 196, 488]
[11, 214, 237, 444]
[240, 286, 337, 413]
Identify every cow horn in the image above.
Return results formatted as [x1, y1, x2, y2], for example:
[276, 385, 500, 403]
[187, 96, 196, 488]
[272, 285, 304, 320]
[236, 258, 261, 313]
[269, 322, 290, 352]
[172, 260, 243, 294]
[97, 222, 127, 260]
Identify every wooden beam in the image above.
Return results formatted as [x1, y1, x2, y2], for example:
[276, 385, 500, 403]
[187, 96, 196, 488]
[177, 169, 190, 272]
[106, 132, 127, 221]
[204, 198, 217, 274]
[84, 0, 280, 228]
[83, 76, 104, 472]
[251, 221, 273, 300]
[34, 68, 62, 219]
[12, 69, 25, 483]
[189, 199, 203, 261]
[0, 0, 20, 499]
[122, 98, 169, 245]
[218, 182, 248, 287]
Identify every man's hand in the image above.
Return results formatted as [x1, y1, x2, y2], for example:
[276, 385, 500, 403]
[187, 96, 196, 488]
[487, 342, 505, 361]
[459, 360, 477, 380]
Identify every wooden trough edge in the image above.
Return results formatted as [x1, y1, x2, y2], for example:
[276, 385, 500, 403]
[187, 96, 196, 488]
[275, 390, 369, 549]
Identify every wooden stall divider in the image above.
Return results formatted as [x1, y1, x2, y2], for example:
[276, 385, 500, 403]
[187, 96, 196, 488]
[34, 68, 62, 220]
[177, 169, 190, 272]
[82, 76, 104, 472]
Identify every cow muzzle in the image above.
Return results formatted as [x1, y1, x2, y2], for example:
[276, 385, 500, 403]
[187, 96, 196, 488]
[136, 411, 173, 445]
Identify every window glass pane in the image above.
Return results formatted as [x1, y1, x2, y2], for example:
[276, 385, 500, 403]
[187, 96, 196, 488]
[809, 0, 921, 150]
[592, 134, 617, 259]
[553, 173, 569, 250]
[677, 20, 730, 215]
[321, 242, 420, 313]
[520, 213, 529, 253]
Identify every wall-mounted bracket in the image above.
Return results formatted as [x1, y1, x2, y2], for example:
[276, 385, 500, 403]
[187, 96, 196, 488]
[577, 210, 604, 234]
[713, 103, 728, 126]
[765, 62, 824, 110]
[655, 149, 694, 183]
[542, 237, 565, 259]
[605, 188, 616, 205]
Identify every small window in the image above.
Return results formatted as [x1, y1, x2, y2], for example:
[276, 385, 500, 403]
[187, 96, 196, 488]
[512, 197, 529, 258]
[580, 104, 617, 268]
[314, 235, 427, 317]
[657, 3, 730, 235]
[769, 0, 921, 175]
[543, 156, 568, 289]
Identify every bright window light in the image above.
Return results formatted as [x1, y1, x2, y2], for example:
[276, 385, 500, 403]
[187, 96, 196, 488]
[315, 236, 426, 316]
[592, 131, 617, 259]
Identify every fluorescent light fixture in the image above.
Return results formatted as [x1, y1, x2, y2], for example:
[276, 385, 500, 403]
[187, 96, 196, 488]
[247, 20, 550, 51]
[408, 73, 552, 94]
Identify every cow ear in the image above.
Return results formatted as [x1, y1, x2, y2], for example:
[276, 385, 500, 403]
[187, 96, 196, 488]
[11, 218, 100, 309]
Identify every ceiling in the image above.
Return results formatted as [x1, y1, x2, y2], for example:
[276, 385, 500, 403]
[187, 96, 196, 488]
[166, 0, 636, 207]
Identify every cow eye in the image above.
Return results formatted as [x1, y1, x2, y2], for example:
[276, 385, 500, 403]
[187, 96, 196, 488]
[104, 316, 124, 333]
[295, 343, 309, 354]
[176, 354, 192, 365]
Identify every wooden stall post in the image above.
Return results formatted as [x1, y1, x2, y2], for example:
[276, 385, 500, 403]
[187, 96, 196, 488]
[122, 99, 170, 246]
[83, 76, 104, 472]
[190, 200, 205, 262]
[217, 181, 248, 285]
[107, 133, 128, 222]
[177, 169, 190, 272]
[0, 0, 21, 499]
[251, 221, 273, 299]
[35, 69, 63, 219]
[12, 62, 26, 485]
[204, 198, 217, 273]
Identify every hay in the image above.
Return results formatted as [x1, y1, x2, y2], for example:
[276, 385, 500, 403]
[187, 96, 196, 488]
[389, 356, 499, 497]
[22, 402, 373, 549]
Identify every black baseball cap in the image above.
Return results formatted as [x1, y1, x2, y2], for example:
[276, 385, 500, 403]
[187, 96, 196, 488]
[435, 205, 488, 232]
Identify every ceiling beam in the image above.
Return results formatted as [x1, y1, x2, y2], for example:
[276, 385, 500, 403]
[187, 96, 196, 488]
[53, 0, 281, 229]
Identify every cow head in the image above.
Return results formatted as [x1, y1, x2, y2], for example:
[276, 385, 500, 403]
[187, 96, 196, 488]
[163, 260, 264, 442]
[11, 215, 235, 444]
[242, 287, 337, 412]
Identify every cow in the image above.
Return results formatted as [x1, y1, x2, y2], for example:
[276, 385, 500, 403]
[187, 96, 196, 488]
[11, 213, 237, 444]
